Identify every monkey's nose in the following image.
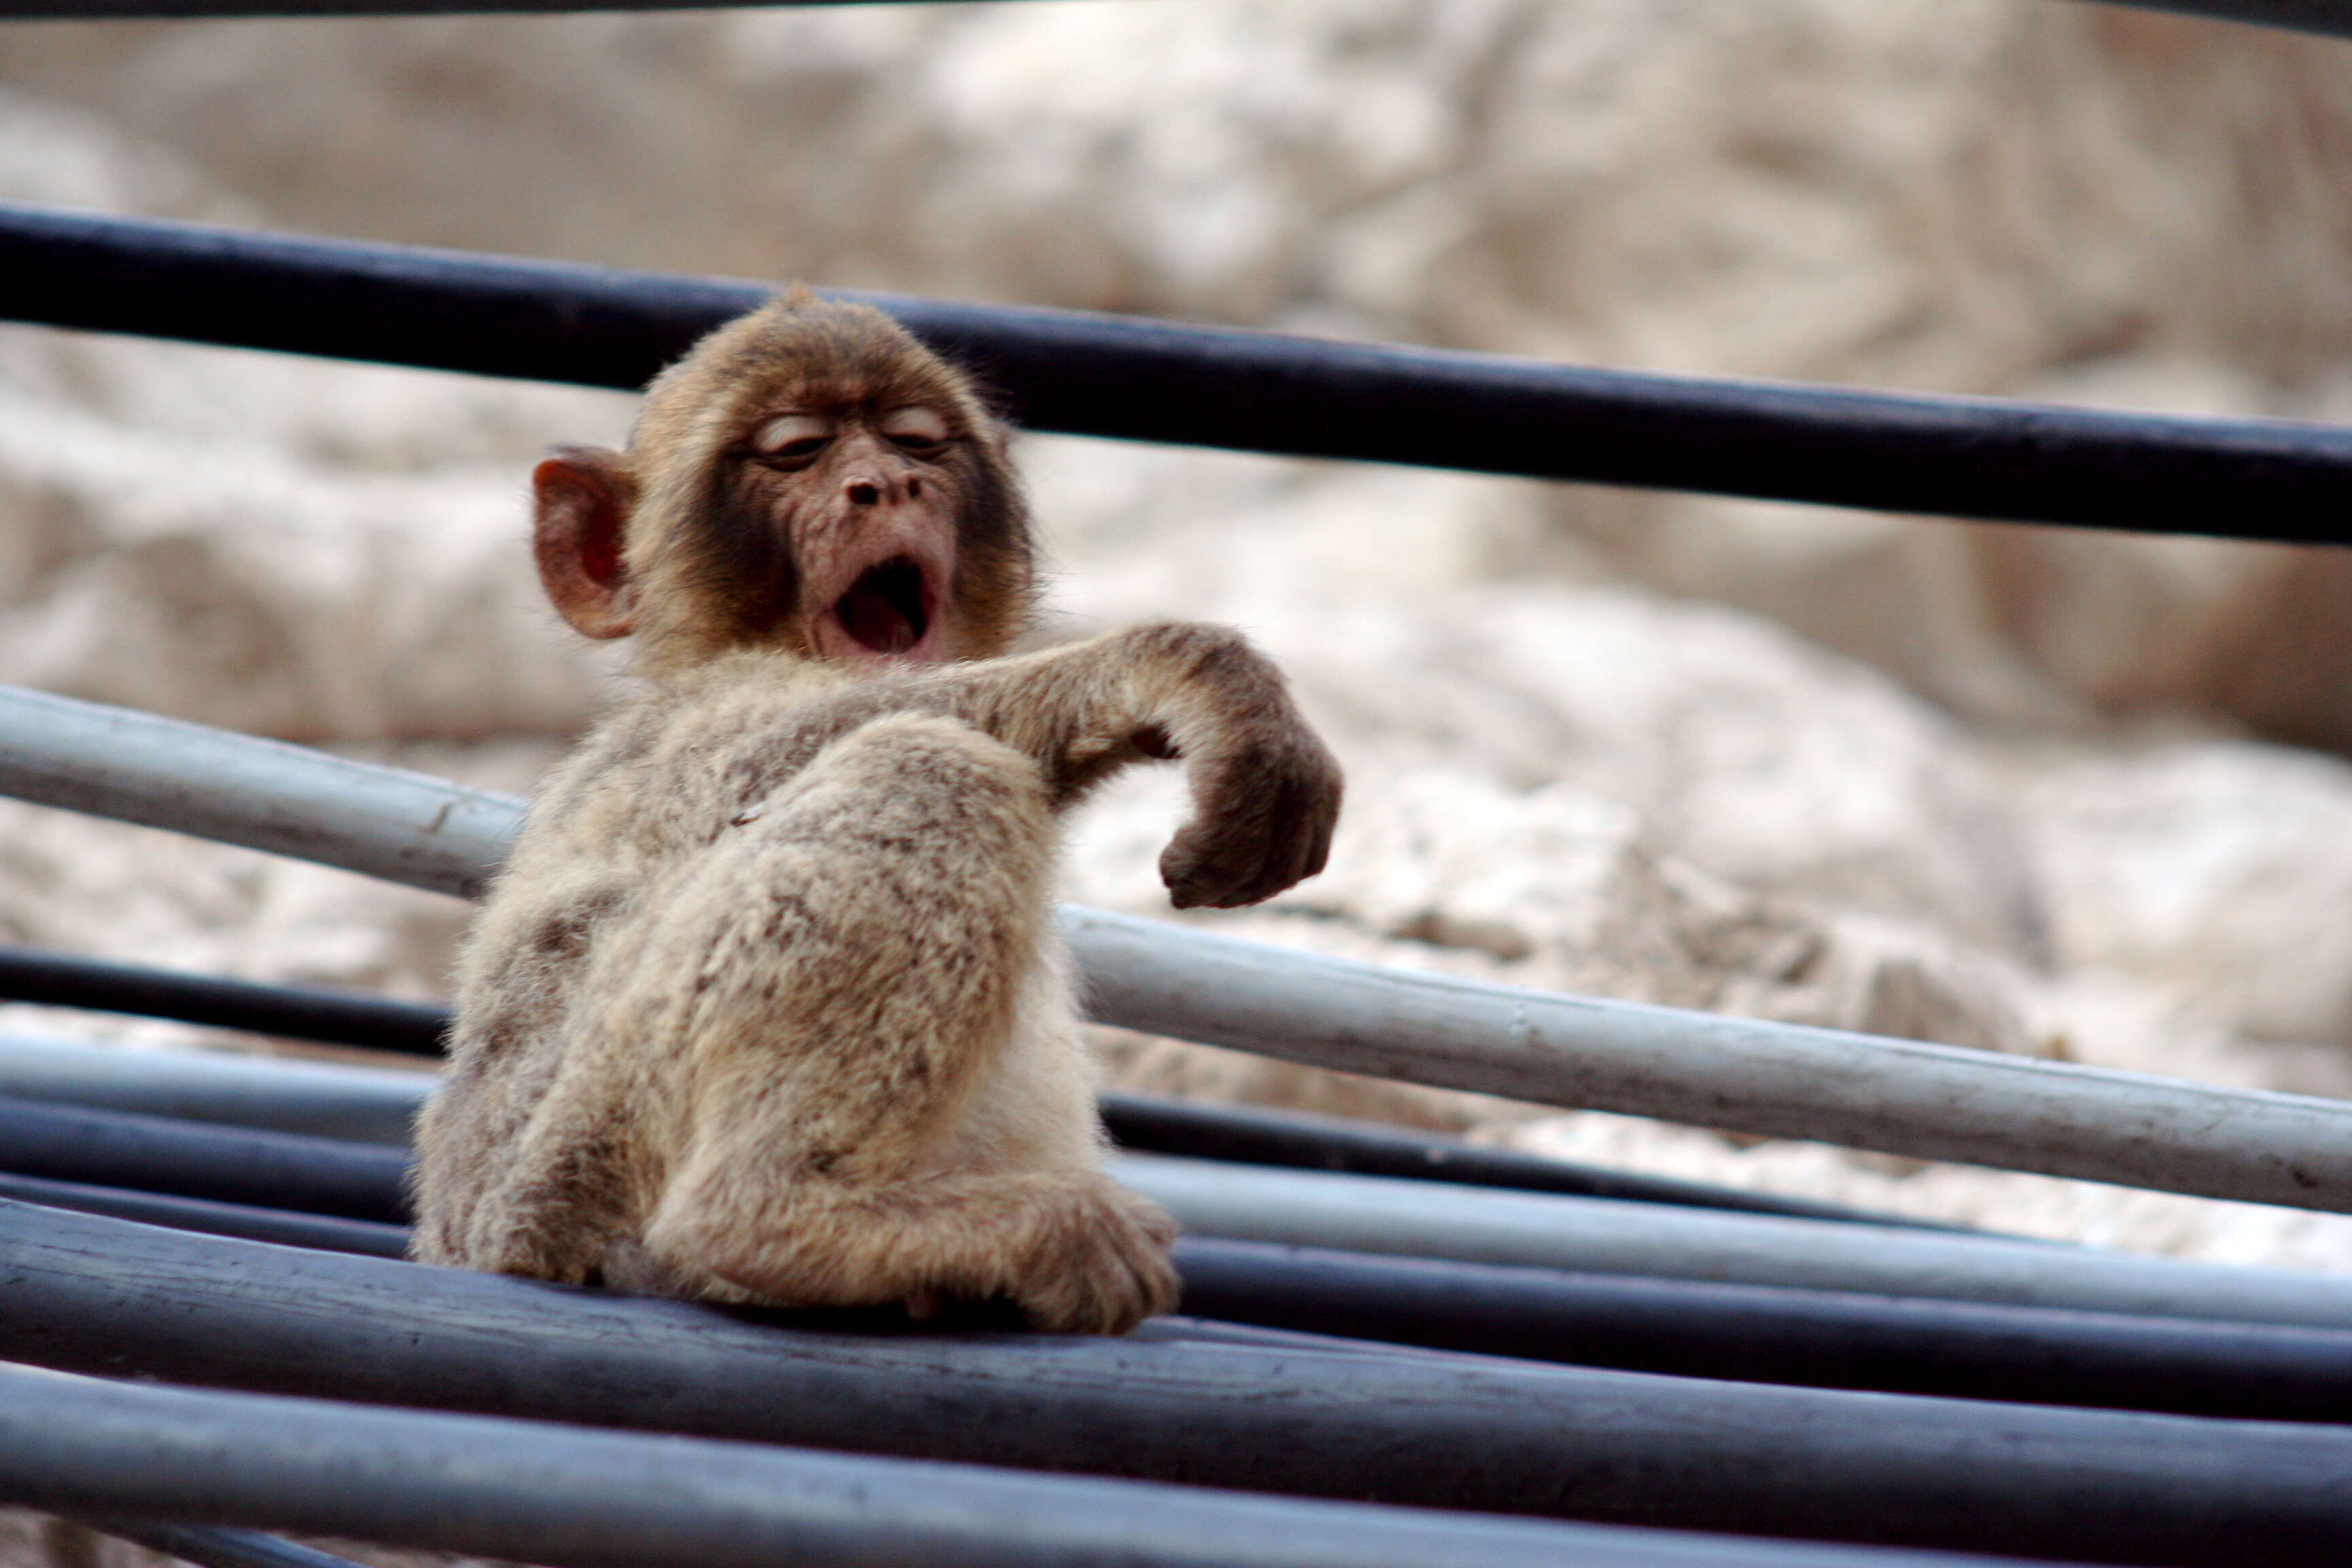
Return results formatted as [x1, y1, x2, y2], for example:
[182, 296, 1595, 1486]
[845, 478, 883, 506]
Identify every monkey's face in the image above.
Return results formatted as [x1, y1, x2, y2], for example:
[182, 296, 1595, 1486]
[724, 399, 969, 666]
[531, 297, 1036, 672]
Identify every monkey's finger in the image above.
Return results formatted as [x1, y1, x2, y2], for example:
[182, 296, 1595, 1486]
[1116, 1238, 1179, 1329]
[1161, 767, 1337, 906]
[1161, 828, 1294, 909]
[1299, 804, 1337, 883]
[1300, 769, 1342, 877]
[1160, 730, 1341, 905]
[1227, 798, 1335, 905]
[1248, 757, 1340, 897]
[1104, 1259, 1152, 1333]
[1164, 851, 1267, 910]
[1156, 826, 1230, 909]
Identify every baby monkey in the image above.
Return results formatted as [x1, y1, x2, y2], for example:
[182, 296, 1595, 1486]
[410, 293, 1343, 1334]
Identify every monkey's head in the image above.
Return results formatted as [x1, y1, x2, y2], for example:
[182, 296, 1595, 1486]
[533, 293, 1034, 673]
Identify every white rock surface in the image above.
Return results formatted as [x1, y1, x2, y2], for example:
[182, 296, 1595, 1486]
[10, 1, 2352, 740]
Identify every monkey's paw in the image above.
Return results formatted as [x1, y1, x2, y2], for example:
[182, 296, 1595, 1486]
[1161, 721, 1345, 911]
[1010, 1175, 1180, 1335]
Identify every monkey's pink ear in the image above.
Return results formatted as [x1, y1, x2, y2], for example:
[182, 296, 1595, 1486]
[533, 450, 638, 640]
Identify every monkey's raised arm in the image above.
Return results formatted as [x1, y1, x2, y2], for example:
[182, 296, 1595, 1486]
[926, 623, 1343, 910]
[525, 294, 1335, 912]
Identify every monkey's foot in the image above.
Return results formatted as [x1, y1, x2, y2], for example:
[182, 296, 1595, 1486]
[1003, 1175, 1180, 1336]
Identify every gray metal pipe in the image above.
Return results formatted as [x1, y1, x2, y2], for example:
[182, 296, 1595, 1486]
[9, 682, 2352, 1211]
[0, 1094, 410, 1222]
[29, 1085, 2352, 1335]
[0, 1034, 427, 1145]
[12, 1066, 2351, 1334]
[8, 1198, 2352, 1565]
[0, 1365, 2071, 1568]
[0, 1034, 1984, 1232]
[27, 1156, 2352, 1428]
[0, 1168, 410, 1256]
[0, 1033, 1974, 1234]
[0, 685, 517, 899]
[1066, 909, 2352, 1211]
[1111, 1156, 2352, 1330]
[79, 1519, 374, 1568]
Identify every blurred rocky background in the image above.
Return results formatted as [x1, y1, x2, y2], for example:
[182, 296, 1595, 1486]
[2, 0, 2352, 1309]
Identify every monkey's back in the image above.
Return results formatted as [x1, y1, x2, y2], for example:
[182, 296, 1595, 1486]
[413, 659, 876, 1264]
[409, 655, 1085, 1285]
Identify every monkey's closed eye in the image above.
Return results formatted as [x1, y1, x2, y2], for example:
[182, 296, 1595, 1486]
[880, 406, 951, 456]
[754, 413, 834, 463]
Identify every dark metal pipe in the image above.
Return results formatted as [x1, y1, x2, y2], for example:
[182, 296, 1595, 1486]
[0, 1094, 409, 1222]
[20, 1151, 2352, 1428]
[1177, 1237, 2352, 1424]
[0, 943, 446, 1056]
[0, 1366, 2078, 1568]
[13, 1200, 2352, 1565]
[4, 201, 2351, 541]
[0, 1169, 410, 1256]
[0, 1032, 427, 1145]
[1096, 1092, 1980, 1232]
[0, 949, 1964, 1230]
[80, 1519, 376, 1568]
[27, 1088, 2352, 1329]
[2105, 0, 2352, 38]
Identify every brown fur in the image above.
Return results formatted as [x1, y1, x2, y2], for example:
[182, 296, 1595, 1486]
[410, 295, 1342, 1333]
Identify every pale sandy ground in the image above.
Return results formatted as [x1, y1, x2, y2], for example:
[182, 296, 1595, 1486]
[7, 2, 2352, 1561]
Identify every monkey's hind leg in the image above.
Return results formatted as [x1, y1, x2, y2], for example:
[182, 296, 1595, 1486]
[634, 711, 1177, 1334]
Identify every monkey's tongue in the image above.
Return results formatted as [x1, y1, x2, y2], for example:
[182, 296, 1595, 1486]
[834, 557, 930, 656]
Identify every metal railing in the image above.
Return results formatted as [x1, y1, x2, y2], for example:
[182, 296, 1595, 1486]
[5, 201, 2352, 542]
[14, 199, 2352, 542]
[3, 684, 2349, 1211]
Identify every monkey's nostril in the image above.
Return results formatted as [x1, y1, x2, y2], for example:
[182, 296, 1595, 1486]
[907, 476, 923, 499]
[846, 480, 881, 506]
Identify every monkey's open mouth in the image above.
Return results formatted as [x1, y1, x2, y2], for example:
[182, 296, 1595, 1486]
[832, 557, 932, 656]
